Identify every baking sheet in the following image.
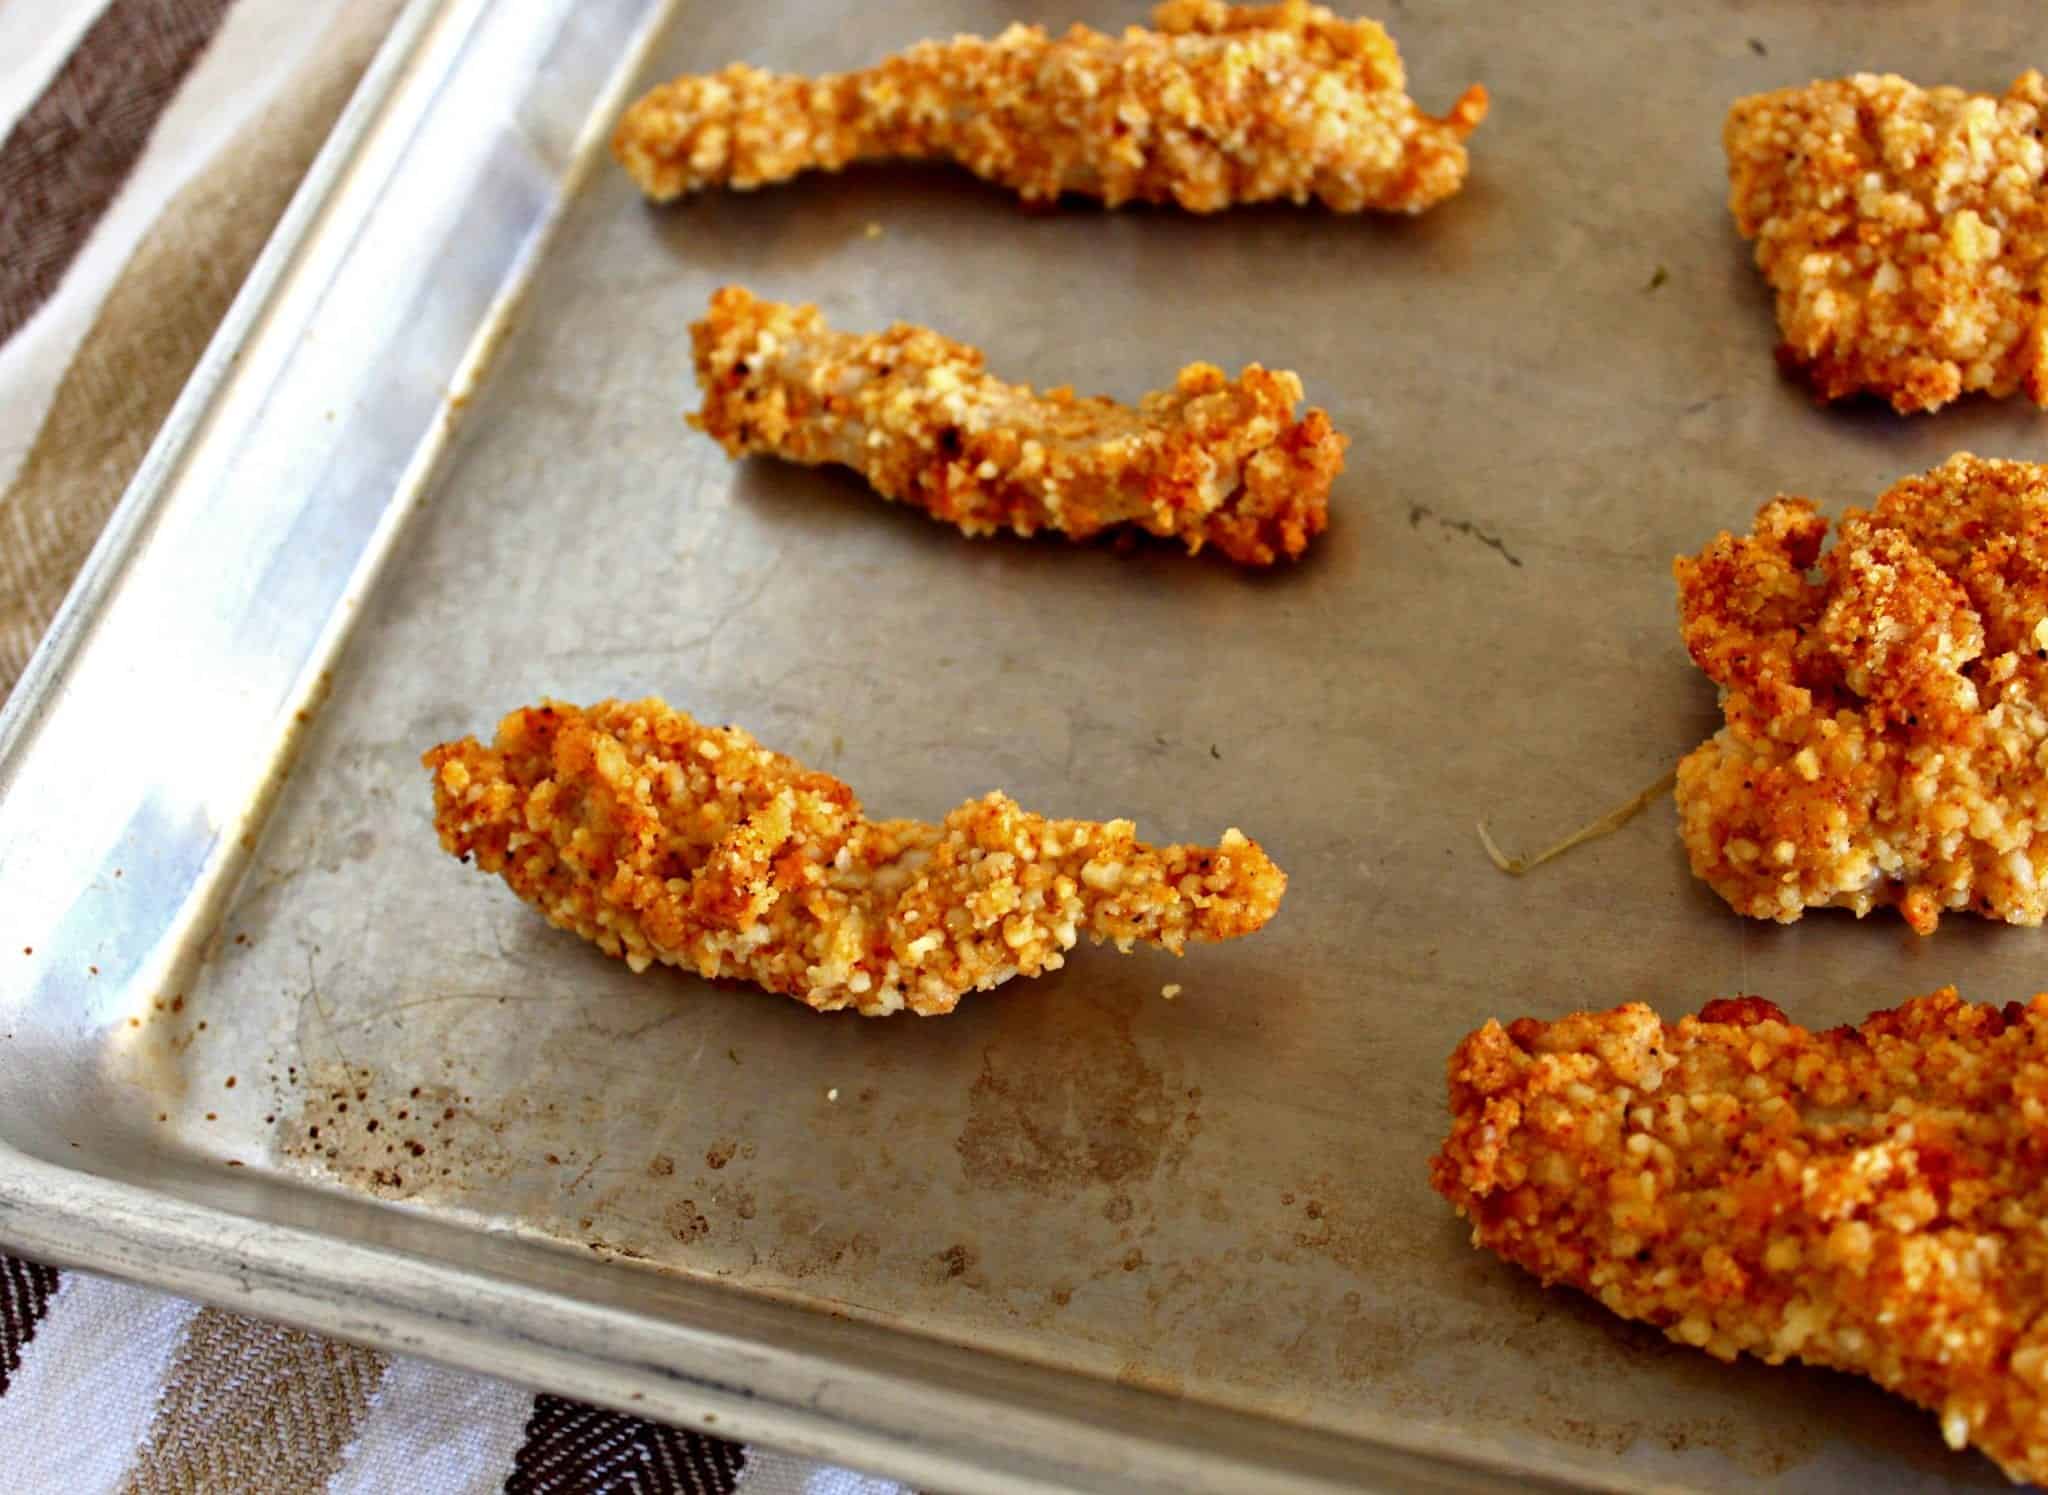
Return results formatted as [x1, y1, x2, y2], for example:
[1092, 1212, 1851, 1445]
[6, 0, 2048, 1489]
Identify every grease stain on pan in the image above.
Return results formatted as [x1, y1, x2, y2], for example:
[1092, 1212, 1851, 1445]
[765, 1194, 880, 1280]
[923, 1241, 984, 1290]
[661, 1197, 709, 1243]
[279, 1061, 493, 1203]
[1267, 1188, 1834, 1480]
[266, 989, 1841, 1486]
[953, 990, 1199, 1198]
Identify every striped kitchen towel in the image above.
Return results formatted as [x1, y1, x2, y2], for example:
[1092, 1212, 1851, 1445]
[0, 3, 911, 1490]
[0, 1267, 901, 1493]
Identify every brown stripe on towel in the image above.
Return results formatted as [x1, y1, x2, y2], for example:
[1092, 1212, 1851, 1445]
[115, 1306, 386, 1495]
[0, 0, 234, 345]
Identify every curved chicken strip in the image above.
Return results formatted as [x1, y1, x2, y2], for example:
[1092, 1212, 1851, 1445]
[1675, 453, 2048, 934]
[1433, 988, 2048, 1485]
[691, 286, 1344, 565]
[1725, 71, 2048, 414]
[425, 699, 1287, 1016]
[614, 0, 1487, 216]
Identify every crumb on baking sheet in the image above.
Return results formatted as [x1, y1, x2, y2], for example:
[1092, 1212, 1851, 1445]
[1674, 453, 2048, 933]
[1434, 987, 2048, 1485]
[1725, 70, 2048, 413]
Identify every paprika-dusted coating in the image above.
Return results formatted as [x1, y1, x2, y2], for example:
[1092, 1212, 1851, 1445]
[1434, 989, 2048, 1484]
[425, 698, 1288, 1015]
[1725, 71, 2048, 414]
[614, 0, 1486, 216]
[1674, 454, 2048, 934]
[691, 286, 1344, 565]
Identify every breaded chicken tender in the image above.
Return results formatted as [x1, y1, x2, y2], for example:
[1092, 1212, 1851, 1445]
[691, 286, 1343, 565]
[1433, 988, 2048, 1485]
[425, 699, 1287, 1016]
[613, 0, 1486, 216]
[1675, 454, 2048, 934]
[1725, 71, 2048, 414]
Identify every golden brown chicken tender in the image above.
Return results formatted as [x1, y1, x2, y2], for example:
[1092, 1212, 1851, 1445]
[1725, 71, 2048, 414]
[1433, 988, 2048, 1485]
[691, 286, 1343, 565]
[425, 699, 1287, 1015]
[614, 0, 1486, 216]
[1674, 454, 2048, 934]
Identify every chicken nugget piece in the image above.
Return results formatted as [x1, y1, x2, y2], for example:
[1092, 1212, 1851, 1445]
[690, 286, 1344, 565]
[613, 0, 1486, 216]
[1433, 988, 2048, 1484]
[425, 699, 1287, 1016]
[1725, 71, 2048, 414]
[1674, 453, 2048, 934]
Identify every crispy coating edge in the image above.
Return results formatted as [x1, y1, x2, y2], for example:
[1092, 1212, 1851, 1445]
[1673, 453, 2048, 934]
[613, 1, 1486, 216]
[424, 698, 1287, 1015]
[1724, 71, 2048, 414]
[689, 285, 1343, 565]
[1433, 988, 2048, 1483]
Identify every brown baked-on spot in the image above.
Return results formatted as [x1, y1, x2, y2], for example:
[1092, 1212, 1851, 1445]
[1433, 987, 2048, 1486]
[936, 1243, 977, 1279]
[1674, 455, 2048, 934]
[1727, 72, 2048, 414]
[662, 1199, 710, 1244]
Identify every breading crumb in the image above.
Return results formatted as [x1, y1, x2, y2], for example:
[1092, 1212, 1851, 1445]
[1161, 983, 1183, 1000]
[613, 1, 1486, 216]
[425, 699, 1288, 1016]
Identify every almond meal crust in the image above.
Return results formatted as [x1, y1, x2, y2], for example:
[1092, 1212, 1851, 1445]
[1674, 453, 2048, 934]
[1725, 71, 2048, 414]
[1433, 989, 2048, 1484]
[613, 0, 1486, 216]
[691, 285, 1344, 565]
[425, 699, 1287, 1016]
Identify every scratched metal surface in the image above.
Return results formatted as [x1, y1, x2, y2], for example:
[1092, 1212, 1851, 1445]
[7, 0, 2048, 1489]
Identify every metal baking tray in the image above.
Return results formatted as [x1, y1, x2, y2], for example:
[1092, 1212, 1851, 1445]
[3, 0, 2044, 1488]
